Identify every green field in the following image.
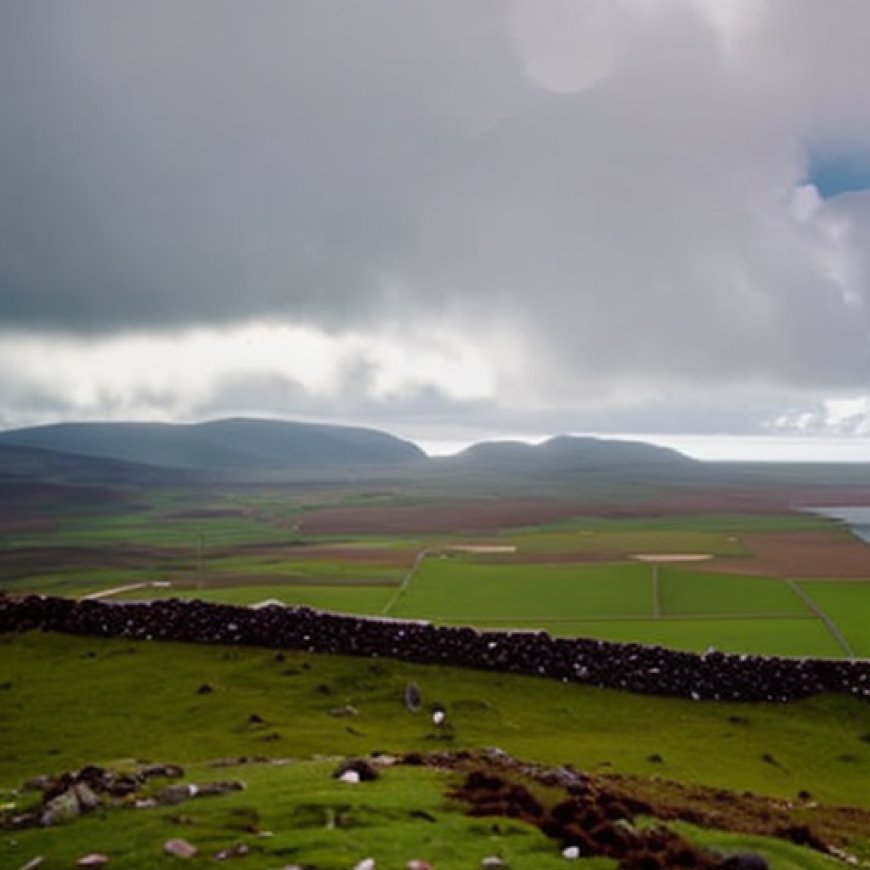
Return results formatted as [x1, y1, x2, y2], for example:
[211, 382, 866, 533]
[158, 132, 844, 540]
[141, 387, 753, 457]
[659, 570, 810, 617]
[4, 489, 870, 659]
[536, 617, 844, 657]
[797, 581, 870, 657]
[124, 583, 396, 613]
[1, 631, 868, 868]
[389, 560, 653, 621]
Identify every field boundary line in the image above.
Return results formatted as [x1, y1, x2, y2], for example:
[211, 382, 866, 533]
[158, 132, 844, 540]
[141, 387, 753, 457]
[381, 549, 429, 616]
[787, 579, 854, 657]
[651, 565, 662, 618]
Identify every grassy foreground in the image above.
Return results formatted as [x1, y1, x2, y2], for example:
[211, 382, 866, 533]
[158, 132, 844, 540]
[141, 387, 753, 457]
[2, 631, 869, 868]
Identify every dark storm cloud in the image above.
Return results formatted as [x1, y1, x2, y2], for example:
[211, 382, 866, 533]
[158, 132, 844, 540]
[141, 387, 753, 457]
[5, 1, 870, 435]
[0, 0, 526, 330]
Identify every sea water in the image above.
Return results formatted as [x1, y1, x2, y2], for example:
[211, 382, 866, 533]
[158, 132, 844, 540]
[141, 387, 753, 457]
[807, 506, 870, 544]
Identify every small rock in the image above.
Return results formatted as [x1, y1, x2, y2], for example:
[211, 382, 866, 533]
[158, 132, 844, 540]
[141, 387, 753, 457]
[330, 705, 359, 718]
[404, 682, 422, 712]
[195, 781, 245, 797]
[406, 861, 432, 870]
[157, 784, 197, 805]
[481, 858, 506, 869]
[164, 838, 197, 859]
[72, 782, 101, 811]
[334, 758, 379, 782]
[214, 843, 250, 860]
[40, 789, 80, 825]
[354, 860, 376, 870]
[338, 770, 361, 784]
[139, 763, 184, 779]
[562, 845, 581, 860]
[77, 855, 109, 867]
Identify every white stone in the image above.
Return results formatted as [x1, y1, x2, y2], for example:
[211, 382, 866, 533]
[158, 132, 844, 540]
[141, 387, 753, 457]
[339, 769, 361, 784]
[562, 845, 581, 860]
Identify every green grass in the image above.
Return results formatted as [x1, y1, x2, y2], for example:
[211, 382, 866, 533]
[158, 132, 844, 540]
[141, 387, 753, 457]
[207, 556, 406, 582]
[660, 569, 811, 617]
[2, 632, 868, 868]
[390, 560, 653, 621]
[120, 584, 395, 614]
[528, 617, 844, 657]
[2, 632, 870, 805]
[798, 581, 870, 657]
[505, 528, 746, 557]
[4, 761, 599, 870]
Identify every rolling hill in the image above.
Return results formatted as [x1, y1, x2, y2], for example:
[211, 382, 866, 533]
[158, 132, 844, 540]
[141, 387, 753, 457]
[0, 418, 426, 472]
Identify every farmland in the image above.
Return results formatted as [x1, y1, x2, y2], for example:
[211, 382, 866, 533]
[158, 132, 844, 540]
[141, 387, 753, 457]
[3, 485, 870, 659]
[3, 471, 870, 867]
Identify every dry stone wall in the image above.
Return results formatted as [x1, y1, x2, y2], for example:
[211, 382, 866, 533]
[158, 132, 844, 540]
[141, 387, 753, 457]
[1, 593, 868, 703]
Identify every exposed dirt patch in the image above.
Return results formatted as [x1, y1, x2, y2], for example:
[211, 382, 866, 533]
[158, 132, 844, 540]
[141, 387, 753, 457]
[633, 554, 713, 563]
[404, 749, 867, 868]
[699, 531, 870, 579]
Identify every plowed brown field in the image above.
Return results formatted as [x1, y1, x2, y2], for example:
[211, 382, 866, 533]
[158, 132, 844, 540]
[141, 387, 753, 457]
[700, 530, 870, 578]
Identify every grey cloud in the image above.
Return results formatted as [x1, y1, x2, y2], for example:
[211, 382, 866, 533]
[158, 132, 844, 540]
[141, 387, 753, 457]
[4, 0, 870, 431]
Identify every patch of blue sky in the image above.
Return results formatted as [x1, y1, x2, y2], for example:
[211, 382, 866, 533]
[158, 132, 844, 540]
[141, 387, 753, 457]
[807, 150, 870, 199]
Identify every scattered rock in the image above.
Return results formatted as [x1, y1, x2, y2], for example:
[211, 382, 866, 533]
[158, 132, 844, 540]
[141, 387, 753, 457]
[719, 854, 769, 870]
[404, 682, 422, 712]
[196, 781, 245, 798]
[481, 857, 506, 869]
[76, 855, 109, 867]
[334, 758, 380, 782]
[157, 784, 197, 805]
[562, 845, 581, 860]
[71, 782, 101, 811]
[40, 789, 80, 825]
[157, 781, 243, 806]
[338, 770, 360, 784]
[354, 859, 376, 870]
[330, 704, 358, 718]
[406, 861, 432, 870]
[140, 763, 184, 779]
[164, 838, 198, 859]
[214, 842, 250, 860]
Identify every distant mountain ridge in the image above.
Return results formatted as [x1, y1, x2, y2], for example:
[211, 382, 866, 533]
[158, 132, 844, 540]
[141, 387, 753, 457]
[452, 435, 696, 470]
[0, 418, 425, 472]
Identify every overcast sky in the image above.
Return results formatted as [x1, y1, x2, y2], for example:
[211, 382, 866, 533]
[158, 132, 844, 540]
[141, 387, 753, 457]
[4, 1, 870, 457]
